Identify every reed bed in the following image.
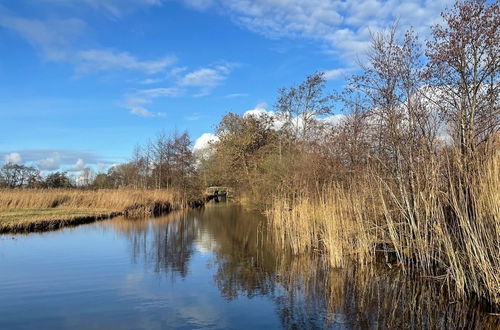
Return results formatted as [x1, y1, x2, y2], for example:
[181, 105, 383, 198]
[269, 185, 378, 267]
[0, 189, 183, 233]
[268, 156, 500, 306]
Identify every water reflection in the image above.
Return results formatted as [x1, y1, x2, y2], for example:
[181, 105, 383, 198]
[112, 213, 199, 278]
[110, 204, 499, 329]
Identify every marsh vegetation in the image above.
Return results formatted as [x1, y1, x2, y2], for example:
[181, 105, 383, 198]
[0, 189, 182, 232]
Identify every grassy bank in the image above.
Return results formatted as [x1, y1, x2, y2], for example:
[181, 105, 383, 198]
[268, 155, 500, 306]
[0, 189, 183, 233]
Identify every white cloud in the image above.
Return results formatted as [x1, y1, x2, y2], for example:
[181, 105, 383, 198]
[182, 0, 214, 11]
[180, 0, 452, 59]
[97, 162, 109, 171]
[130, 106, 160, 117]
[138, 87, 181, 98]
[0, 149, 116, 171]
[243, 102, 345, 131]
[4, 152, 22, 165]
[225, 93, 248, 98]
[123, 96, 166, 117]
[0, 13, 85, 61]
[193, 133, 219, 151]
[179, 64, 232, 88]
[322, 113, 346, 126]
[39, 0, 165, 18]
[84, 0, 164, 16]
[70, 158, 85, 171]
[174, 64, 234, 96]
[37, 152, 61, 171]
[122, 64, 234, 115]
[140, 78, 163, 85]
[180, 68, 223, 87]
[243, 102, 272, 118]
[75, 50, 176, 74]
[323, 68, 346, 80]
[123, 89, 176, 117]
[0, 10, 175, 75]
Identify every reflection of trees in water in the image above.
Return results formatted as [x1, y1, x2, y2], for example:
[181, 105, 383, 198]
[198, 205, 277, 300]
[112, 212, 198, 278]
[200, 206, 499, 329]
[111, 206, 498, 329]
[273, 255, 500, 329]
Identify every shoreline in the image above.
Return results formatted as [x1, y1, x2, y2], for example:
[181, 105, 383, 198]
[0, 189, 203, 234]
[0, 211, 123, 234]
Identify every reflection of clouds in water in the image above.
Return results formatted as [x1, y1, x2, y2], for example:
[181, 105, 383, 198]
[194, 230, 218, 255]
[120, 272, 146, 294]
[176, 303, 228, 329]
[118, 271, 171, 310]
[117, 270, 230, 328]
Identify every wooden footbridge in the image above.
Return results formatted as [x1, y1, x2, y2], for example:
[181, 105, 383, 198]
[205, 186, 233, 202]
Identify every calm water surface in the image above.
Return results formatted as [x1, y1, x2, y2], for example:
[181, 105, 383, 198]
[0, 204, 498, 329]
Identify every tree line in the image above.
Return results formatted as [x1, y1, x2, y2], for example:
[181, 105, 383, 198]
[1, 131, 197, 194]
[0, 163, 74, 188]
[199, 0, 499, 209]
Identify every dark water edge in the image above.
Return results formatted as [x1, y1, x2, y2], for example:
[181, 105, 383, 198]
[0, 204, 498, 329]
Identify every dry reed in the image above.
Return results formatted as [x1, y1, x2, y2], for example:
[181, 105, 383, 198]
[0, 188, 183, 232]
[268, 155, 500, 306]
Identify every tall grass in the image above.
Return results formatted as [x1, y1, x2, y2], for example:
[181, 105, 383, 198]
[269, 184, 378, 267]
[0, 188, 182, 211]
[0, 189, 184, 232]
[269, 155, 500, 305]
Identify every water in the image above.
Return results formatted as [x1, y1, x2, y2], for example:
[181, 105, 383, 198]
[0, 204, 497, 329]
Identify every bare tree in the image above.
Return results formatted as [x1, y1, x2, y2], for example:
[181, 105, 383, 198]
[426, 0, 499, 155]
[276, 72, 334, 144]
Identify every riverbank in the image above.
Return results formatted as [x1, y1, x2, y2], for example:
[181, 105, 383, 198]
[0, 189, 186, 233]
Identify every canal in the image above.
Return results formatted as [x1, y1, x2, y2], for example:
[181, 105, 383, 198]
[0, 204, 497, 329]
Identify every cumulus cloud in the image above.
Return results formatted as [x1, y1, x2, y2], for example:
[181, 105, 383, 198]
[0, 149, 116, 172]
[193, 133, 219, 151]
[243, 102, 272, 118]
[323, 68, 347, 80]
[37, 152, 61, 171]
[243, 102, 345, 131]
[70, 158, 85, 171]
[322, 113, 346, 125]
[180, 0, 452, 59]
[4, 152, 22, 165]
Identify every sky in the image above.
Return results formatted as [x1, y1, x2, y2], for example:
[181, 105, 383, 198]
[0, 0, 453, 174]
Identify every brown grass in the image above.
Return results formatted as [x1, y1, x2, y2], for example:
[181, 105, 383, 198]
[0, 189, 183, 233]
[268, 155, 500, 306]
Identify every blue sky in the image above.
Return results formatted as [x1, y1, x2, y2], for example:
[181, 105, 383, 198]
[0, 0, 452, 174]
